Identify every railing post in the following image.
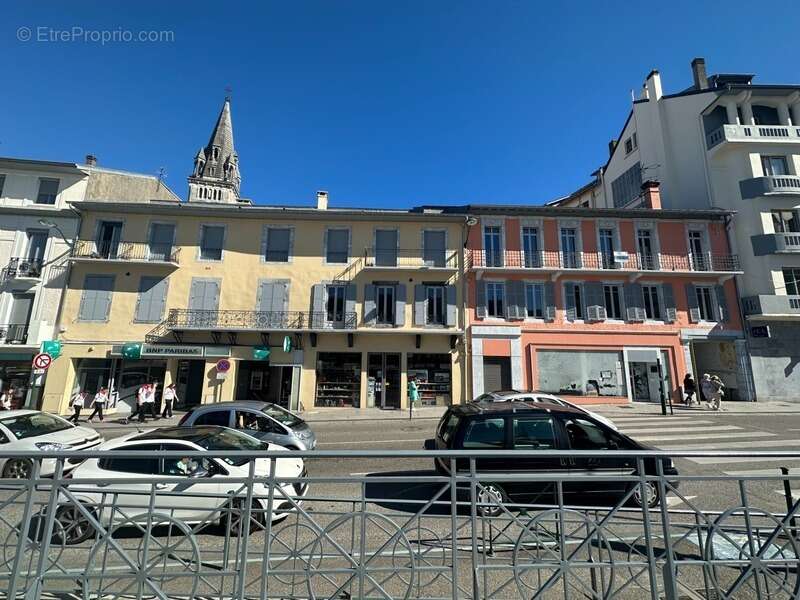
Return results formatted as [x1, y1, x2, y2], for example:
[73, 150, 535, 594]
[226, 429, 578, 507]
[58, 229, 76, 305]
[7, 458, 42, 599]
[450, 458, 459, 599]
[26, 457, 65, 600]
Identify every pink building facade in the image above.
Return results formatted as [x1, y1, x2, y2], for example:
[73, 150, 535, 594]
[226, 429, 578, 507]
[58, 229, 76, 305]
[463, 202, 748, 405]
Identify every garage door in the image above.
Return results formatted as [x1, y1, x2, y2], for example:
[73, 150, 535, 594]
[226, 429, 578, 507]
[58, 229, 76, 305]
[483, 357, 512, 392]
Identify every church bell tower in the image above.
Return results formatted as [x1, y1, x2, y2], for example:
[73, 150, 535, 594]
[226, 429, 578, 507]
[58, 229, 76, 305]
[187, 97, 242, 203]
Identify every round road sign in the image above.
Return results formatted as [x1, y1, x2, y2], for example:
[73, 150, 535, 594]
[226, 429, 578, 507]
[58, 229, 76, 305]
[216, 359, 231, 373]
[33, 353, 52, 370]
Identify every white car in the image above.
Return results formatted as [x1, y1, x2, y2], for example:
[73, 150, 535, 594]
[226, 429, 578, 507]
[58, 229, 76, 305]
[56, 426, 307, 544]
[472, 390, 618, 430]
[0, 410, 102, 478]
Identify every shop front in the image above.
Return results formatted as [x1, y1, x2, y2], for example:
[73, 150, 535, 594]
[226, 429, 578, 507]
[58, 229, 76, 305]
[407, 353, 452, 406]
[0, 351, 37, 409]
[235, 361, 300, 409]
[316, 352, 362, 407]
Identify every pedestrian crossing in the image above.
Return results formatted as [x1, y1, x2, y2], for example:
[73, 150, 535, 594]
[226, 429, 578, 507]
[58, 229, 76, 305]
[606, 413, 800, 477]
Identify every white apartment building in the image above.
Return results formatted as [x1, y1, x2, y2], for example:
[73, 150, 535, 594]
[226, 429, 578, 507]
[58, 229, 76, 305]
[577, 58, 800, 402]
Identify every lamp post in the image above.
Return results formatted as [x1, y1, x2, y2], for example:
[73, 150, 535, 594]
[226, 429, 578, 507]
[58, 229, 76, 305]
[38, 219, 71, 247]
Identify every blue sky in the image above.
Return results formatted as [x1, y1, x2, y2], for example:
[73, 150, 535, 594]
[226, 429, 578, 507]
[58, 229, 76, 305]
[3, 1, 797, 208]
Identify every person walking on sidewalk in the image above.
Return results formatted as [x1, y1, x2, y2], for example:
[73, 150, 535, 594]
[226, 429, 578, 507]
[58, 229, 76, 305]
[0, 387, 14, 411]
[683, 373, 697, 406]
[408, 376, 420, 411]
[88, 387, 108, 423]
[708, 375, 725, 411]
[68, 390, 86, 423]
[162, 383, 177, 419]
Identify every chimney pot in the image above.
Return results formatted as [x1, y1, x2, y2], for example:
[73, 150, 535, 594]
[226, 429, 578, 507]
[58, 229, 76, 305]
[641, 180, 661, 210]
[85, 154, 97, 167]
[691, 57, 708, 90]
[316, 190, 329, 210]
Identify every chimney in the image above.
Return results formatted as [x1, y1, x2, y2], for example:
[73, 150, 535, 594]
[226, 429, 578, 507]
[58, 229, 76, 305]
[645, 70, 663, 101]
[691, 57, 708, 90]
[85, 154, 97, 167]
[641, 180, 661, 210]
[608, 139, 617, 157]
[316, 190, 328, 210]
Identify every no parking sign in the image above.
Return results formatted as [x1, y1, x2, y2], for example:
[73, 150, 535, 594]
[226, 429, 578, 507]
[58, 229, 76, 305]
[32, 353, 52, 370]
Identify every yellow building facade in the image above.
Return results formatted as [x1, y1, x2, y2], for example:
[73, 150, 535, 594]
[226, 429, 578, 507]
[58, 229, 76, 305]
[41, 197, 467, 416]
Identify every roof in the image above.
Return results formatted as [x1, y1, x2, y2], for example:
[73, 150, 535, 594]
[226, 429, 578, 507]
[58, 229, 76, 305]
[0, 156, 87, 175]
[448, 402, 584, 417]
[448, 204, 734, 221]
[191, 400, 269, 411]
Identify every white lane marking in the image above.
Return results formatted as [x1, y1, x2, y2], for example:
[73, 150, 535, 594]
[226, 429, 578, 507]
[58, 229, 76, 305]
[658, 439, 800, 451]
[690, 456, 800, 465]
[666, 495, 697, 507]
[723, 468, 796, 477]
[637, 432, 775, 442]
[317, 438, 427, 446]
[618, 425, 742, 435]
[608, 417, 710, 424]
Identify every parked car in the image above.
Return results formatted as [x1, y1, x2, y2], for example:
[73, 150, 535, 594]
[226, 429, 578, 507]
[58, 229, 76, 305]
[178, 401, 316, 450]
[56, 426, 308, 544]
[472, 389, 617, 430]
[425, 402, 677, 514]
[0, 410, 102, 478]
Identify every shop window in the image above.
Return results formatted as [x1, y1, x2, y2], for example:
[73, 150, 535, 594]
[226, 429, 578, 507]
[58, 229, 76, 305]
[462, 418, 505, 449]
[408, 353, 452, 406]
[316, 352, 361, 407]
[536, 349, 626, 397]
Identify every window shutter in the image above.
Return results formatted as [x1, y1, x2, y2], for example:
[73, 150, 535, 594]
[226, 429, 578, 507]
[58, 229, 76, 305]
[715, 285, 729, 322]
[585, 282, 605, 322]
[624, 283, 644, 322]
[446, 285, 457, 327]
[364, 285, 377, 325]
[414, 285, 426, 325]
[257, 281, 274, 312]
[564, 283, 577, 321]
[686, 284, 700, 323]
[544, 282, 556, 321]
[476, 280, 487, 319]
[78, 285, 96, 321]
[345, 284, 357, 323]
[395, 284, 406, 326]
[91, 276, 114, 321]
[136, 276, 167, 323]
[311, 284, 326, 328]
[662, 284, 677, 323]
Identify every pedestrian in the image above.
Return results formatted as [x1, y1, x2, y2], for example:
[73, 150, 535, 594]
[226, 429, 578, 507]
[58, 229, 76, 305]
[68, 390, 85, 423]
[699, 374, 714, 409]
[162, 383, 177, 419]
[0, 387, 14, 411]
[408, 376, 420, 411]
[142, 382, 157, 421]
[709, 375, 725, 411]
[683, 373, 697, 406]
[130, 382, 147, 423]
[88, 387, 108, 422]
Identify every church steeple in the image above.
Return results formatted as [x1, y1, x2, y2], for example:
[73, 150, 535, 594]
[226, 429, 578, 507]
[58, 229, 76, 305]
[188, 97, 243, 203]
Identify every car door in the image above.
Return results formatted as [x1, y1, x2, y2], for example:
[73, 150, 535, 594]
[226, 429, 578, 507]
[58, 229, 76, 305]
[558, 416, 634, 501]
[233, 409, 288, 445]
[159, 443, 224, 522]
[95, 443, 162, 522]
[507, 415, 569, 505]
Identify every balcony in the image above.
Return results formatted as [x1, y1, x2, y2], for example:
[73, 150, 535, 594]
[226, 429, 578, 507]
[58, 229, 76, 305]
[1, 258, 43, 282]
[751, 232, 800, 256]
[706, 124, 800, 150]
[740, 176, 800, 199]
[742, 295, 800, 318]
[0, 324, 29, 345]
[468, 249, 740, 274]
[70, 240, 180, 266]
[363, 248, 459, 270]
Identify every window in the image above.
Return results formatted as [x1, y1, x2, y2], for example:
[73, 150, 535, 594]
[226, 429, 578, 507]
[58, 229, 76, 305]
[695, 286, 716, 321]
[79, 275, 115, 322]
[439, 412, 461, 443]
[326, 285, 346, 322]
[484, 226, 503, 267]
[773, 211, 799, 233]
[148, 223, 175, 262]
[427, 285, 445, 325]
[135, 276, 168, 323]
[376, 285, 396, 324]
[564, 418, 619, 450]
[565, 283, 584, 320]
[784, 268, 800, 296]
[423, 230, 447, 267]
[688, 230, 708, 271]
[560, 228, 578, 268]
[525, 283, 544, 318]
[98, 444, 161, 474]
[374, 229, 398, 266]
[36, 178, 59, 204]
[513, 418, 556, 449]
[26, 230, 48, 263]
[603, 284, 623, 319]
[199, 225, 225, 261]
[194, 410, 232, 427]
[537, 349, 627, 396]
[462, 418, 506, 449]
[326, 229, 350, 264]
[522, 227, 540, 267]
[0, 174, 5, 197]
[486, 282, 505, 318]
[611, 162, 642, 207]
[599, 228, 615, 269]
[624, 134, 637, 155]
[762, 156, 789, 177]
[642, 285, 661, 320]
[637, 229, 656, 270]
[264, 227, 292, 262]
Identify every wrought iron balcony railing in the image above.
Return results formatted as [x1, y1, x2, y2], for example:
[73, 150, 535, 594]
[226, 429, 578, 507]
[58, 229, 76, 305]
[0, 324, 29, 344]
[71, 240, 180, 264]
[363, 248, 459, 269]
[1, 257, 43, 281]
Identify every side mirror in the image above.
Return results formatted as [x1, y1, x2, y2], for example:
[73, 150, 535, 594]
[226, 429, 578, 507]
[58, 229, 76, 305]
[424, 439, 436, 450]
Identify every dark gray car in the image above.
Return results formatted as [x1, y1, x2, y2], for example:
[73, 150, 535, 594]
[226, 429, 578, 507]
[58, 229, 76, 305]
[178, 401, 316, 450]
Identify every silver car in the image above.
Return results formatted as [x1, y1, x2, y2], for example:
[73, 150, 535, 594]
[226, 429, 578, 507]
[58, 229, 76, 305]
[178, 401, 316, 450]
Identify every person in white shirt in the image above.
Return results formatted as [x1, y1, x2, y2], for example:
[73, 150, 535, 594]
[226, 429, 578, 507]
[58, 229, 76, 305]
[0, 387, 14, 411]
[162, 383, 178, 418]
[68, 390, 85, 423]
[88, 387, 108, 422]
[141, 382, 157, 421]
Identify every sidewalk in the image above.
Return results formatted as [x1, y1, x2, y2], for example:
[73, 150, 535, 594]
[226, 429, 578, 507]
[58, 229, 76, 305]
[592, 400, 800, 416]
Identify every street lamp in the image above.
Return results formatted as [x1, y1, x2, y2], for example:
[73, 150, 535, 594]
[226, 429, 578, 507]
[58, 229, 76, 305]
[38, 219, 70, 246]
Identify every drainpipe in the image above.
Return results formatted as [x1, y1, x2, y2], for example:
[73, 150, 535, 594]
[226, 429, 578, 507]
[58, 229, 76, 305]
[51, 206, 82, 341]
[461, 215, 478, 403]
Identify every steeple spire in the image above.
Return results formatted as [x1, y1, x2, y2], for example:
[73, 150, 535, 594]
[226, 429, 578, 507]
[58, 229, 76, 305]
[187, 97, 242, 203]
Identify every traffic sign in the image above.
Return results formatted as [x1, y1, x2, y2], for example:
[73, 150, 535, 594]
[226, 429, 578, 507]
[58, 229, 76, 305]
[253, 345, 270, 360]
[40, 340, 61, 359]
[32, 353, 52, 370]
[283, 335, 292, 353]
[216, 359, 231, 373]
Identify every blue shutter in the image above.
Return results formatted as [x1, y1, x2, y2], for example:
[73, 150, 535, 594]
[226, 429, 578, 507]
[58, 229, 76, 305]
[715, 285, 729, 322]
[564, 283, 577, 321]
[364, 284, 377, 325]
[476, 280, 487, 319]
[135, 276, 168, 323]
[395, 284, 406, 326]
[446, 285, 457, 327]
[544, 282, 556, 321]
[686, 284, 700, 323]
[662, 284, 677, 323]
[80, 275, 114, 321]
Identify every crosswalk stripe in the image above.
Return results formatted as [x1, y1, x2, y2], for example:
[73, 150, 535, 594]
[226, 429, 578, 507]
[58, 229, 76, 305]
[658, 439, 800, 451]
[636, 431, 775, 442]
[690, 456, 800, 465]
[608, 416, 708, 423]
[611, 419, 714, 427]
[618, 425, 743, 435]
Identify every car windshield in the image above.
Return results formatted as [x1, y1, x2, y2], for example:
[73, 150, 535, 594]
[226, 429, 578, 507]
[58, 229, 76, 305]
[261, 404, 303, 428]
[193, 428, 268, 466]
[0, 413, 72, 440]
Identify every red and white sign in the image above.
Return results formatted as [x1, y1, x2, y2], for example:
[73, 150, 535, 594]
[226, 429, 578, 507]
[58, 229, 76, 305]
[216, 359, 231, 373]
[32, 353, 52, 370]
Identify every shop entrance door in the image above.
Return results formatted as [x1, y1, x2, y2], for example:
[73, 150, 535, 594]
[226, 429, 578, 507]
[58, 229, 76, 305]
[368, 353, 401, 409]
[177, 360, 206, 408]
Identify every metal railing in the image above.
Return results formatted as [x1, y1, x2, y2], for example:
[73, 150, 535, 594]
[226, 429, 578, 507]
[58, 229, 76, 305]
[2, 447, 800, 600]
[0, 323, 29, 344]
[468, 249, 741, 272]
[1, 257, 44, 281]
[72, 240, 181, 264]
[364, 248, 460, 269]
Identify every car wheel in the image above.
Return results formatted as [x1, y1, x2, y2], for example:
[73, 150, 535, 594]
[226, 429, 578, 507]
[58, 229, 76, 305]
[54, 504, 96, 545]
[221, 497, 265, 535]
[2, 458, 33, 479]
[477, 483, 507, 517]
[632, 481, 660, 509]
